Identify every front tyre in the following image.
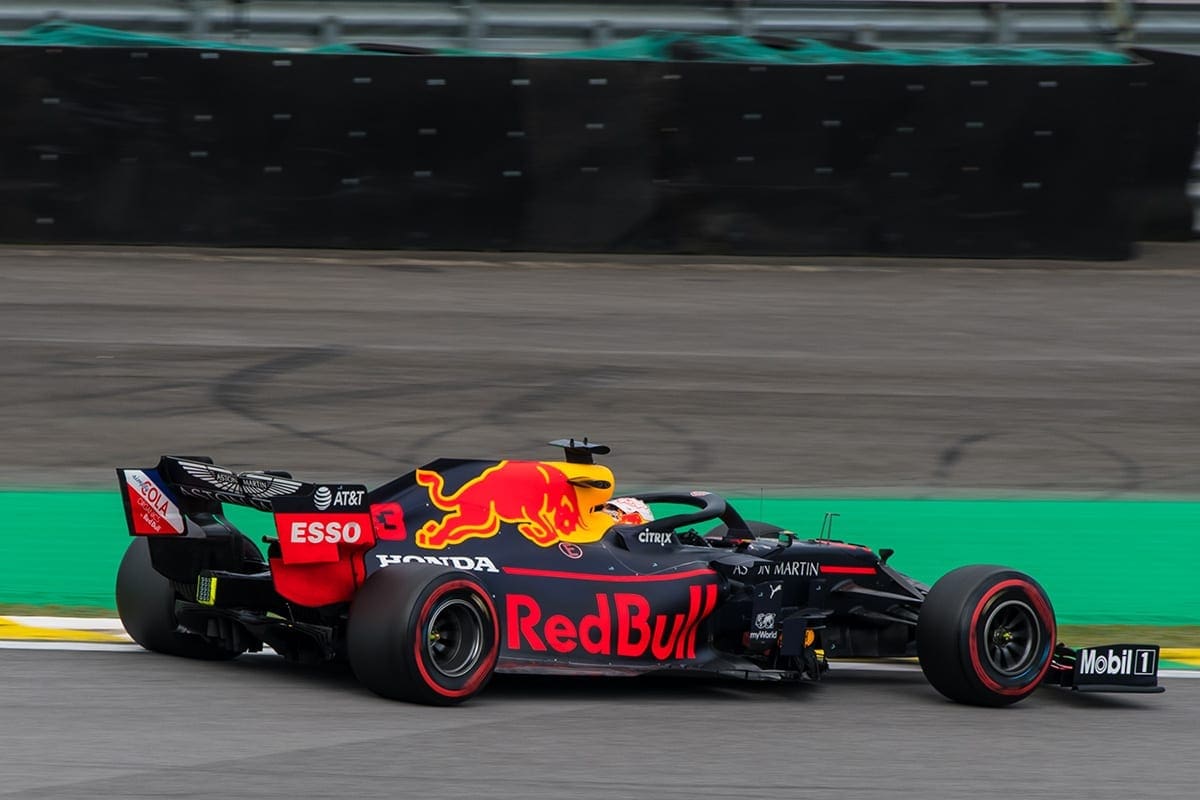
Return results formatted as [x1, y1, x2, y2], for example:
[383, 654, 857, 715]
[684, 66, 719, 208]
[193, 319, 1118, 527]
[115, 538, 240, 660]
[917, 565, 1056, 707]
[347, 564, 499, 705]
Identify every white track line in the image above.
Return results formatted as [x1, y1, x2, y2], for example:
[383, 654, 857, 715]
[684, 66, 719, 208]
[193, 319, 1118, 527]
[0, 641, 142, 653]
[0, 639, 1196, 678]
[829, 661, 1200, 679]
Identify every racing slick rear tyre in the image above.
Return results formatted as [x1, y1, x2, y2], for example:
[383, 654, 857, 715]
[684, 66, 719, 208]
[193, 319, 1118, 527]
[917, 565, 1056, 707]
[115, 538, 241, 661]
[347, 564, 499, 706]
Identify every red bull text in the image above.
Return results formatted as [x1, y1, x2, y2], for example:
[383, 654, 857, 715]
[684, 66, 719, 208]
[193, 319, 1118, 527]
[505, 584, 719, 660]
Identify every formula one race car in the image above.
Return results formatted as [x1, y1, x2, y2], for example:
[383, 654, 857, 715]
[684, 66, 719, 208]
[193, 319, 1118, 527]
[116, 439, 1163, 706]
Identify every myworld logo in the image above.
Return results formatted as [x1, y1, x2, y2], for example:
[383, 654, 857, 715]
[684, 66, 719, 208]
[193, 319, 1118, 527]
[1077, 647, 1157, 677]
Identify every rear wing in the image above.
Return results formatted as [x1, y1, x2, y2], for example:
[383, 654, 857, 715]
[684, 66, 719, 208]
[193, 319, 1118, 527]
[118, 455, 374, 558]
[118, 456, 379, 607]
[117, 456, 318, 535]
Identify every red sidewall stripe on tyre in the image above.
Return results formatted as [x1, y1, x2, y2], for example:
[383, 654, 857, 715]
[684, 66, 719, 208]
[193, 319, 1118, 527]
[967, 578, 1056, 696]
[412, 579, 499, 700]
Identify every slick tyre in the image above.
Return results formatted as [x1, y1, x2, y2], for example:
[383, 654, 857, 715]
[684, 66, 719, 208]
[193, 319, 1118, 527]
[115, 538, 240, 660]
[347, 564, 499, 705]
[917, 565, 1056, 707]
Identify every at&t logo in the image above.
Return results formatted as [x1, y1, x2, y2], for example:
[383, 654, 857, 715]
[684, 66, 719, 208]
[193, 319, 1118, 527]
[313, 487, 333, 510]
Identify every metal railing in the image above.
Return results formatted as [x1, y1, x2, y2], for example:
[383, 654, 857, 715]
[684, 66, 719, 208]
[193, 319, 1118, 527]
[3, 2, 1200, 53]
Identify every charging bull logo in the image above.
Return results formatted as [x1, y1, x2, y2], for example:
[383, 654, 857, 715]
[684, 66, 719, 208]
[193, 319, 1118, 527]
[416, 461, 605, 549]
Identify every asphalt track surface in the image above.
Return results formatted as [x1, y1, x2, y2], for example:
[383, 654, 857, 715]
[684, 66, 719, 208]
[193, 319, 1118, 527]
[3, 244, 1200, 797]
[0, 649, 1194, 799]
[3, 244, 1200, 495]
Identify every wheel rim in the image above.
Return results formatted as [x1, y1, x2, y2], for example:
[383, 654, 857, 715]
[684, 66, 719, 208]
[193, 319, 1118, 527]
[982, 599, 1040, 676]
[424, 596, 485, 679]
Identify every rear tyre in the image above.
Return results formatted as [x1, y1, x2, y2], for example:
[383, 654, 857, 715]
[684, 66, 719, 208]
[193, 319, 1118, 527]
[917, 564, 1056, 707]
[115, 538, 240, 660]
[347, 564, 499, 705]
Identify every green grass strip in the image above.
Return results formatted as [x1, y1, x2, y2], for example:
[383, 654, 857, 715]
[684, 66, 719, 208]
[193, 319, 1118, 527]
[3, 492, 1197, 627]
[736, 498, 1200, 626]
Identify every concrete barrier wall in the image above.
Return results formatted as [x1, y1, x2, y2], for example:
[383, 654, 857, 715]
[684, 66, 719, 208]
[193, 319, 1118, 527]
[0, 42, 1195, 256]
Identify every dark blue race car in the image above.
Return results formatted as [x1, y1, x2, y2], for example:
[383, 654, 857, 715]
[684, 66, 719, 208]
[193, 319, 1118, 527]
[116, 439, 1163, 705]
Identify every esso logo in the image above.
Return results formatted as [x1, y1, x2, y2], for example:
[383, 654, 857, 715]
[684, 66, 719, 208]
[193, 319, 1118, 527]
[289, 520, 362, 545]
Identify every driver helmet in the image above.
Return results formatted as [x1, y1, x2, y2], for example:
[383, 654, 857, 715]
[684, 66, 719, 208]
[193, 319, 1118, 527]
[602, 497, 654, 526]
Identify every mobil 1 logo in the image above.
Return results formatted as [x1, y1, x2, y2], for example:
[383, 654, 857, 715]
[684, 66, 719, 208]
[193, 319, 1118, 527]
[1074, 644, 1161, 690]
